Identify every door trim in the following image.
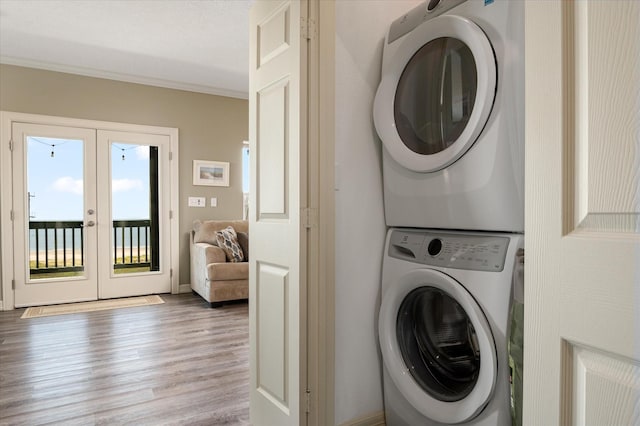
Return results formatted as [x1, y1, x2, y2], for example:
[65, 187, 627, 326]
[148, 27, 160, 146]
[307, 0, 335, 424]
[0, 111, 180, 310]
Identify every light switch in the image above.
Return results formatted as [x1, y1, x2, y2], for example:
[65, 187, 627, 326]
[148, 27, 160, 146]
[210, 197, 218, 207]
[188, 196, 205, 207]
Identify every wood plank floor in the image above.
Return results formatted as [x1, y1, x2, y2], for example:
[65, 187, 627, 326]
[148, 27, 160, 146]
[0, 293, 249, 425]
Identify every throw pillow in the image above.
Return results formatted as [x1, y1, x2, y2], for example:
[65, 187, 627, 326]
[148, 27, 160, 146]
[237, 232, 249, 261]
[215, 226, 244, 262]
[193, 220, 219, 246]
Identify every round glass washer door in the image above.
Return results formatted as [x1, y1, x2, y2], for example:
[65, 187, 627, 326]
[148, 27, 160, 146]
[378, 269, 497, 424]
[373, 15, 497, 173]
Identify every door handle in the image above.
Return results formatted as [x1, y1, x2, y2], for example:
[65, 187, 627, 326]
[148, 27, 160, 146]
[86, 221, 96, 227]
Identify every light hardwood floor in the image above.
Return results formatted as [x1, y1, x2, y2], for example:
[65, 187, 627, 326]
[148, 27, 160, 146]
[0, 294, 249, 425]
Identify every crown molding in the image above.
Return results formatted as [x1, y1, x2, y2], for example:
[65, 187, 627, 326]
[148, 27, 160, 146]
[0, 56, 249, 100]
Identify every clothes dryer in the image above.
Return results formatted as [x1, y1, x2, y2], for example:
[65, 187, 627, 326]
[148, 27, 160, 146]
[373, 0, 524, 232]
[379, 228, 523, 425]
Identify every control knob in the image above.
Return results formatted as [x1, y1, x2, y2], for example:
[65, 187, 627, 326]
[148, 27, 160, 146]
[427, 238, 443, 256]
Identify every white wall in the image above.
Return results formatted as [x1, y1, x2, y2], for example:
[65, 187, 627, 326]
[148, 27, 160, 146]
[334, 1, 421, 424]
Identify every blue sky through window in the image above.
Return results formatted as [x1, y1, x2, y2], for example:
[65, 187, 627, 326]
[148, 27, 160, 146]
[27, 137, 151, 221]
[242, 145, 249, 193]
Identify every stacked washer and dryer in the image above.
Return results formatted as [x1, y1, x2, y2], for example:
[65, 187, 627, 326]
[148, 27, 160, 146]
[373, 0, 524, 425]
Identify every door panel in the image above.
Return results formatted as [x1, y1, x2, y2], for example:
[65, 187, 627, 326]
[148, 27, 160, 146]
[524, 1, 640, 424]
[257, 79, 289, 217]
[12, 123, 98, 307]
[256, 262, 289, 408]
[97, 130, 171, 299]
[249, 0, 307, 424]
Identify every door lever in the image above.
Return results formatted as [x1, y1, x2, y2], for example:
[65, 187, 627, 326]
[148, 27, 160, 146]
[86, 221, 96, 227]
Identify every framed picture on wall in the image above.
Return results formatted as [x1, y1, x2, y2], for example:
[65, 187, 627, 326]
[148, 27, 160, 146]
[193, 160, 230, 187]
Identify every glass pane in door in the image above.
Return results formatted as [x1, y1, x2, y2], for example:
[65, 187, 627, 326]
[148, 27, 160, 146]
[110, 143, 160, 274]
[27, 136, 85, 280]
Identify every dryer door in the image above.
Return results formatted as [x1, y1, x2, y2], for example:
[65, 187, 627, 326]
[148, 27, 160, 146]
[373, 15, 496, 173]
[379, 269, 497, 424]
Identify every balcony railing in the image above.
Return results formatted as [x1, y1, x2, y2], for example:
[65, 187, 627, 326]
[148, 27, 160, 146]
[29, 221, 84, 274]
[112, 220, 152, 270]
[29, 220, 153, 275]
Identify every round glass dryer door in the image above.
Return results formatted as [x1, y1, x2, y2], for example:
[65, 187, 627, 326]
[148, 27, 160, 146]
[373, 15, 496, 172]
[378, 269, 497, 424]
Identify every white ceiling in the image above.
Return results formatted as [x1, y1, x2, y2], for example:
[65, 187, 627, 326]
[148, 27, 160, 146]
[0, 0, 251, 99]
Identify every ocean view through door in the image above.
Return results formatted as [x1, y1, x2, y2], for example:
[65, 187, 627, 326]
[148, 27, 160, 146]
[12, 123, 171, 307]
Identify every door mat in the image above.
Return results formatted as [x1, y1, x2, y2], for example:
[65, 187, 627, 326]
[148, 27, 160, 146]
[21, 295, 165, 319]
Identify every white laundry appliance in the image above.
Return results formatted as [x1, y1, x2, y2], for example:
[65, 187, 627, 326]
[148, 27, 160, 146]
[379, 228, 523, 425]
[373, 0, 524, 232]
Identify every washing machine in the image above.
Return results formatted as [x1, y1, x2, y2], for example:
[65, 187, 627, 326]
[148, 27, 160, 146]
[379, 228, 523, 425]
[373, 0, 524, 232]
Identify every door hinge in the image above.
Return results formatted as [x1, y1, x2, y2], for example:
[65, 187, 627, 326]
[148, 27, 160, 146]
[170, 268, 173, 278]
[169, 210, 173, 220]
[12, 279, 16, 290]
[305, 389, 311, 413]
[301, 17, 316, 41]
[169, 151, 173, 161]
[10, 210, 14, 221]
[9, 139, 13, 151]
[302, 208, 318, 229]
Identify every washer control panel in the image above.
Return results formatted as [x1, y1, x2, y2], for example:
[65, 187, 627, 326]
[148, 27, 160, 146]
[388, 229, 510, 272]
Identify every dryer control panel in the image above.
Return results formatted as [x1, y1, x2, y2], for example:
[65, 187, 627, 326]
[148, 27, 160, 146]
[388, 229, 510, 272]
[388, 0, 467, 43]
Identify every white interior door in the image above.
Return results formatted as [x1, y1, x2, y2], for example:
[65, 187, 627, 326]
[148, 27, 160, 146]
[12, 123, 98, 307]
[249, 0, 308, 424]
[524, 1, 640, 424]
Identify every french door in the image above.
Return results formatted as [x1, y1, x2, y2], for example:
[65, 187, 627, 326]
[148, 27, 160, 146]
[12, 123, 171, 307]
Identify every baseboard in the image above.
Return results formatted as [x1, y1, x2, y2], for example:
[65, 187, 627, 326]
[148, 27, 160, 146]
[339, 411, 386, 426]
[179, 283, 192, 294]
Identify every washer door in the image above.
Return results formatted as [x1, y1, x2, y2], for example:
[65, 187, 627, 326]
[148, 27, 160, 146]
[373, 15, 496, 172]
[379, 269, 497, 424]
